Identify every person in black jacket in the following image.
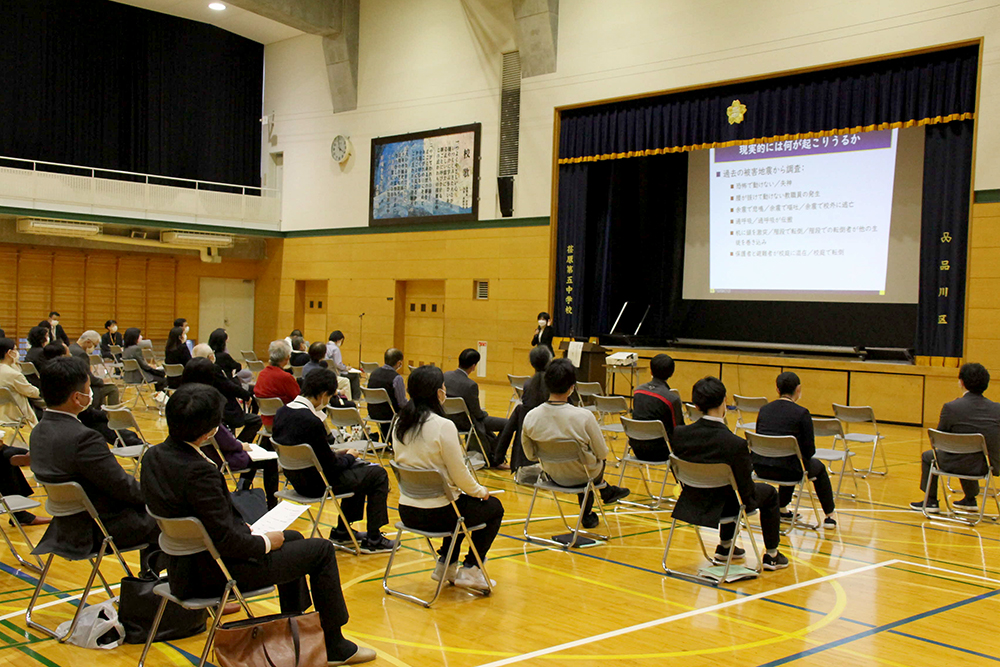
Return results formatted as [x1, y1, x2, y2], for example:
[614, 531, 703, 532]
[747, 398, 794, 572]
[444, 349, 508, 467]
[163, 326, 192, 389]
[630, 354, 685, 461]
[100, 320, 123, 360]
[272, 369, 394, 554]
[191, 345, 261, 443]
[140, 383, 375, 666]
[670, 376, 788, 570]
[531, 311, 554, 355]
[289, 336, 310, 368]
[38, 311, 69, 347]
[366, 348, 406, 440]
[497, 345, 551, 471]
[754, 372, 836, 526]
[207, 328, 244, 381]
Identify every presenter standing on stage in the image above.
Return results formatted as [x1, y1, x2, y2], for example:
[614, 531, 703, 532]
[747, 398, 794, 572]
[532, 312, 554, 355]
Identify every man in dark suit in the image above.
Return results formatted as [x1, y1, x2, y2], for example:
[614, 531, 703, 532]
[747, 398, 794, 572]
[141, 383, 375, 666]
[670, 376, 788, 570]
[755, 372, 837, 527]
[366, 348, 407, 440]
[29, 356, 158, 561]
[911, 363, 1000, 513]
[38, 312, 69, 347]
[630, 353, 685, 461]
[444, 349, 508, 468]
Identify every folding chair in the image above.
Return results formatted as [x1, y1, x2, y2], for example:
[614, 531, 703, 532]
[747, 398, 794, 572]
[106, 346, 125, 380]
[271, 443, 360, 554]
[746, 431, 820, 533]
[522, 439, 610, 549]
[408, 364, 419, 374]
[506, 374, 530, 417]
[121, 358, 154, 409]
[163, 363, 184, 395]
[207, 436, 250, 486]
[88, 353, 114, 384]
[662, 455, 762, 584]
[256, 396, 284, 442]
[360, 361, 380, 375]
[383, 462, 493, 607]
[593, 395, 629, 463]
[19, 361, 38, 382]
[109, 344, 124, 357]
[0, 387, 32, 446]
[240, 349, 258, 362]
[832, 404, 887, 477]
[811, 417, 859, 499]
[732, 395, 767, 433]
[922, 428, 1000, 526]
[26, 481, 147, 641]
[102, 405, 152, 478]
[291, 364, 303, 379]
[683, 402, 704, 422]
[245, 359, 265, 381]
[0, 491, 43, 572]
[573, 381, 602, 412]
[618, 417, 675, 509]
[141, 347, 157, 367]
[138, 512, 275, 667]
[441, 397, 489, 471]
[325, 405, 387, 464]
[360, 386, 396, 444]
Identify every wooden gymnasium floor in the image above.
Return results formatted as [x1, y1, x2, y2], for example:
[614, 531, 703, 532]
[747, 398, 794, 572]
[0, 383, 998, 667]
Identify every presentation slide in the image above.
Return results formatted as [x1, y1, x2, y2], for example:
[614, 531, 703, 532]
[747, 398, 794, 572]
[684, 127, 924, 304]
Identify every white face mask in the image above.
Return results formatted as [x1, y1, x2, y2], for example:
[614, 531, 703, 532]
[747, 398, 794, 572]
[538, 320, 547, 327]
[110, 325, 118, 333]
[183, 325, 190, 334]
[77, 388, 93, 409]
[51, 320, 59, 327]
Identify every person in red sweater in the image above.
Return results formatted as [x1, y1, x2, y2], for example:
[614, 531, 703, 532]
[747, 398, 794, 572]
[253, 340, 300, 428]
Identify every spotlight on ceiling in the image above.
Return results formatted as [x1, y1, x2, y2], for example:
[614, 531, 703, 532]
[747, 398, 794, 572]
[208, 2, 226, 10]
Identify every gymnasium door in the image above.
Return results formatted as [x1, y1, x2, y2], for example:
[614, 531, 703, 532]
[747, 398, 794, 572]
[400, 280, 445, 371]
[199, 278, 255, 359]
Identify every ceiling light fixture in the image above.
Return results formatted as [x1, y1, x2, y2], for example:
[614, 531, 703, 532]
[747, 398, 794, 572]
[208, 2, 226, 10]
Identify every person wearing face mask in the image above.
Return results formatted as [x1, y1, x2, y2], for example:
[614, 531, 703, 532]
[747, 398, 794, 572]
[325, 330, 356, 398]
[164, 326, 193, 389]
[531, 312, 554, 355]
[173, 317, 194, 353]
[366, 348, 408, 441]
[38, 311, 69, 347]
[29, 356, 159, 562]
[69, 330, 120, 408]
[101, 320, 123, 360]
[122, 327, 167, 392]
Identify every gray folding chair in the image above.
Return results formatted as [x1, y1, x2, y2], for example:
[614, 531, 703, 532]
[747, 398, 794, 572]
[811, 417, 859, 499]
[593, 395, 629, 463]
[325, 405, 387, 464]
[26, 481, 147, 641]
[0, 387, 32, 446]
[20, 361, 38, 381]
[106, 346, 125, 379]
[271, 443, 360, 554]
[0, 491, 43, 572]
[141, 347, 157, 366]
[383, 462, 493, 607]
[121, 358, 154, 409]
[109, 344, 124, 357]
[138, 512, 275, 667]
[408, 364, 419, 373]
[206, 436, 250, 486]
[360, 386, 396, 444]
[291, 364, 303, 379]
[833, 404, 887, 477]
[573, 381, 602, 412]
[746, 431, 820, 534]
[523, 439, 610, 549]
[256, 396, 284, 442]
[683, 402, 704, 422]
[240, 349, 258, 362]
[732, 395, 767, 433]
[441, 397, 489, 471]
[662, 455, 762, 584]
[360, 361, 380, 375]
[922, 429, 1000, 526]
[245, 359, 265, 381]
[163, 363, 184, 394]
[506, 374, 530, 417]
[102, 405, 151, 478]
[618, 417, 675, 509]
[88, 353, 115, 383]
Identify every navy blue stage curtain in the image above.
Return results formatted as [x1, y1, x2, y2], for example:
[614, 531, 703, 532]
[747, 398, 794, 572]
[559, 45, 977, 163]
[0, 0, 263, 187]
[915, 120, 973, 357]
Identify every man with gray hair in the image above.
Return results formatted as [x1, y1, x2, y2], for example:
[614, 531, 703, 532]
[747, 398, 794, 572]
[253, 339, 301, 431]
[68, 330, 119, 407]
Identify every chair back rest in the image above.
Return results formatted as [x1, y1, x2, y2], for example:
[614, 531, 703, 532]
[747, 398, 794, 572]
[441, 396, 471, 418]
[408, 365, 419, 373]
[109, 345, 123, 355]
[291, 365, 303, 378]
[88, 354, 104, 368]
[41, 481, 97, 518]
[20, 362, 37, 376]
[147, 510, 215, 558]
[273, 442, 324, 473]
[733, 395, 768, 414]
[746, 431, 801, 460]
[163, 363, 184, 378]
[361, 386, 392, 407]
[811, 417, 845, 438]
[139, 339, 153, 350]
[325, 406, 363, 428]
[246, 360, 265, 374]
[576, 381, 602, 398]
[620, 417, 669, 443]
[684, 402, 704, 421]
[514, 386, 524, 399]
[240, 350, 258, 362]
[508, 374, 530, 390]
[532, 439, 590, 474]
[360, 361, 379, 374]
[0, 387, 16, 407]
[103, 406, 139, 432]
[122, 358, 141, 373]
[833, 403, 876, 424]
[667, 388, 682, 403]
[142, 348, 155, 363]
[928, 428, 989, 457]
[669, 455, 739, 494]
[389, 461, 454, 502]
[257, 397, 285, 418]
[593, 395, 629, 414]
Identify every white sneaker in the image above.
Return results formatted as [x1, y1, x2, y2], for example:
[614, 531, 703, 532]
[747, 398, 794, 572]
[431, 560, 459, 583]
[454, 565, 494, 591]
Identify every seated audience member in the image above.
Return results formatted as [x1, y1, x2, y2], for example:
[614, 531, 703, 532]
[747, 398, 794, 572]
[272, 369, 394, 553]
[0, 338, 47, 526]
[302, 342, 329, 380]
[367, 348, 407, 439]
[69, 330, 120, 408]
[326, 331, 356, 397]
[498, 345, 552, 471]
[173, 317, 194, 352]
[24, 325, 50, 383]
[141, 383, 375, 665]
[629, 353, 685, 462]
[30, 356, 158, 561]
[122, 327, 167, 392]
[192, 344, 261, 443]
[164, 325, 192, 389]
[289, 336, 310, 367]
[910, 362, 1000, 513]
[101, 320, 123, 360]
[254, 340, 301, 431]
[38, 311, 69, 347]
[208, 328, 251, 386]
[284, 328, 303, 348]
[755, 372, 836, 526]
[444, 349, 509, 468]
[181, 358, 278, 510]
[671, 376, 788, 570]
[393, 366, 504, 589]
[522, 359, 630, 528]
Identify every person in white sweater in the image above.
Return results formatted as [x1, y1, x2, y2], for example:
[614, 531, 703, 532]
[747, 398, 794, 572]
[393, 366, 504, 591]
[522, 359, 631, 529]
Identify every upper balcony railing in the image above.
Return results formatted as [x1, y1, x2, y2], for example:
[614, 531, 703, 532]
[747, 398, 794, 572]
[0, 156, 280, 230]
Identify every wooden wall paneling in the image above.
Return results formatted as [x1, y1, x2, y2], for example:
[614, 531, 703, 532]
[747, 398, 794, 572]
[116, 257, 148, 336]
[848, 371, 923, 424]
[785, 368, 848, 417]
[0, 248, 19, 337]
[729, 364, 778, 400]
[145, 257, 177, 342]
[84, 254, 118, 333]
[923, 375, 960, 426]
[671, 361, 723, 402]
[51, 252, 86, 341]
[16, 249, 53, 338]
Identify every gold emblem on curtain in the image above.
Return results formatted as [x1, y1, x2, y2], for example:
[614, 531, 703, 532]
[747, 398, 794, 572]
[726, 99, 747, 125]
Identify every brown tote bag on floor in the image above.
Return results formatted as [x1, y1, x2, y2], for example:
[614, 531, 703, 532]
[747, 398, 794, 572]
[214, 611, 326, 667]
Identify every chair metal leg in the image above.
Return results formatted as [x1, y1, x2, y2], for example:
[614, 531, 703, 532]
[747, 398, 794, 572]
[198, 584, 231, 667]
[59, 548, 107, 642]
[0, 502, 43, 572]
[459, 519, 493, 597]
[383, 525, 456, 607]
[137, 595, 170, 667]
[24, 554, 57, 638]
[921, 469, 938, 521]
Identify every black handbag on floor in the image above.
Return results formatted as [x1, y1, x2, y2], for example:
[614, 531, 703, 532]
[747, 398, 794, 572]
[119, 551, 208, 644]
[231, 486, 268, 524]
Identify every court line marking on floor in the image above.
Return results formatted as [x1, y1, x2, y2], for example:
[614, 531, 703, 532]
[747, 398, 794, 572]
[897, 560, 1000, 585]
[473, 559, 899, 667]
[0, 584, 120, 622]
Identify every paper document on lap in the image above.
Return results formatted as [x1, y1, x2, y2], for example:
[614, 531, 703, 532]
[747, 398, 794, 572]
[247, 442, 278, 461]
[251, 501, 308, 535]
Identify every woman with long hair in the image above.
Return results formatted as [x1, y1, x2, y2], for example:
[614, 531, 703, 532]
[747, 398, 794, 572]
[163, 326, 192, 389]
[392, 366, 504, 591]
[122, 327, 166, 392]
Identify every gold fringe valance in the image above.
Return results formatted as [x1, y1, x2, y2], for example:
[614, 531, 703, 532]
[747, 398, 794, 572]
[557, 112, 975, 165]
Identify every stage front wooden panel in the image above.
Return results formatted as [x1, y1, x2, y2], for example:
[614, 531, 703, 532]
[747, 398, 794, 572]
[721, 363, 776, 400]
[849, 371, 924, 424]
[671, 360, 721, 400]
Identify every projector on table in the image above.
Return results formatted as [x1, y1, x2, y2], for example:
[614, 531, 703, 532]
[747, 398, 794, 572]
[607, 352, 638, 366]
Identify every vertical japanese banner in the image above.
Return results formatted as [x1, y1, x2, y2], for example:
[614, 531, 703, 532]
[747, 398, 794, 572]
[555, 164, 589, 338]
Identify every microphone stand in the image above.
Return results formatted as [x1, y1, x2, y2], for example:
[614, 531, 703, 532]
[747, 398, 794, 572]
[358, 312, 365, 368]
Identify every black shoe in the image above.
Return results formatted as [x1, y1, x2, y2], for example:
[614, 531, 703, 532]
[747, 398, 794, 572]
[954, 497, 978, 512]
[779, 510, 801, 523]
[823, 516, 837, 527]
[762, 552, 789, 570]
[712, 544, 745, 565]
[329, 528, 367, 545]
[581, 512, 599, 529]
[360, 534, 396, 554]
[601, 486, 631, 504]
[909, 500, 939, 513]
